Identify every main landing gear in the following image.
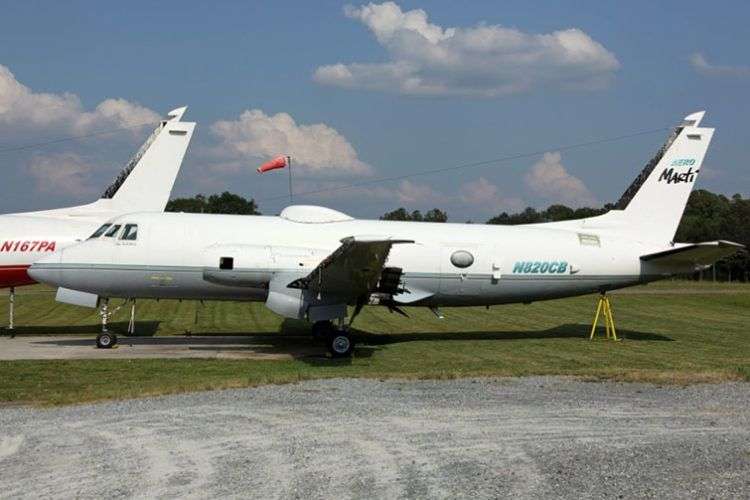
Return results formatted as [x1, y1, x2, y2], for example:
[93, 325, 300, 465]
[312, 320, 354, 358]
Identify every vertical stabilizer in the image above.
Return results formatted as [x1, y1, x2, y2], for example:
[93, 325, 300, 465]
[15, 107, 196, 220]
[613, 111, 714, 244]
[103, 106, 195, 211]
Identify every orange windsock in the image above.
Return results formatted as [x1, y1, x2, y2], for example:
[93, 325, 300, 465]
[257, 155, 289, 173]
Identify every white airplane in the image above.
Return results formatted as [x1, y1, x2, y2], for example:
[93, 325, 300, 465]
[1, 107, 195, 327]
[29, 111, 744, 355]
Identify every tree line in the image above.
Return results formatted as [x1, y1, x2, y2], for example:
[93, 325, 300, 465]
[167, 189, 749, 281]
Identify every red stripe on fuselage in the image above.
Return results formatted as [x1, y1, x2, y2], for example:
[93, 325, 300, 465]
[0, 265, 35, 287]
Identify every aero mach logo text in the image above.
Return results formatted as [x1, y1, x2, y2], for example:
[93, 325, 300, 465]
[0, 240, 57, 253]
[659, 158, 698, 185]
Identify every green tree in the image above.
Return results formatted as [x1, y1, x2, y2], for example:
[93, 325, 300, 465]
[381, 208, 447, 222]
[167, 192, 260, 215]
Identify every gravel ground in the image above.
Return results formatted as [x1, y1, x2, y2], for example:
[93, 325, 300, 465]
[0, 377, 749, 499]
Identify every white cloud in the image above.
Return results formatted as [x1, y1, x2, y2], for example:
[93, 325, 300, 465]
[27, 153, 97, 197]
[0, 64, 160, 133]
[314, 2, 620, 97]
[210, 109, 372, 176]
[689, 52, 750, 78]
[395, 179, 439, 203]
[524, 152, 597, 207]
[459, 177, 524, 212]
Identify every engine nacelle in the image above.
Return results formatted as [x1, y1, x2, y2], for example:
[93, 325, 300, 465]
[265, 273, 347, 322]
[265, 275, 306, 319]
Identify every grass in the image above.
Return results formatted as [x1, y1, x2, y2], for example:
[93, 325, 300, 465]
[0, 280, 748, 405]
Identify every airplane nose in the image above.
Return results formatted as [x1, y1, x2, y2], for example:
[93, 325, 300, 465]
[28, 250, 63, 286]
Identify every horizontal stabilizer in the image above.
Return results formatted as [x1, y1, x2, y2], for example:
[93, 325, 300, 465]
[640, 240, 745, 266]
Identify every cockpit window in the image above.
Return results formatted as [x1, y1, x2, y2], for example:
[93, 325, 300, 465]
[120, 224, 138, 241]
[104, 224, 122, 238]
[89, 223, 112, 239]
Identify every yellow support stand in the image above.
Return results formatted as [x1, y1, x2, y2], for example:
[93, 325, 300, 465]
[589, 293, 620, 341]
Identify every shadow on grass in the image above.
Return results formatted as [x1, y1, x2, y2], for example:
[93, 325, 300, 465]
[3, 320, 671, 365]
[353, 323, 674, 344]
[0, 321, 160, 337]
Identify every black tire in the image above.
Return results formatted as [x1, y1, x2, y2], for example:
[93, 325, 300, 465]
[327, 332, 354, 358]
[96, 333, 117, 349]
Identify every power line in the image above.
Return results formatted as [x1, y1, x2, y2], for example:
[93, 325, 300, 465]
[0, 120, 159, 155]
[256, 126, 670, 205]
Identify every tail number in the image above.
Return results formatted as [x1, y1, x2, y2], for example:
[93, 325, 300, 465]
[0, 240, 57, 252]
[513, 261, 568, 274]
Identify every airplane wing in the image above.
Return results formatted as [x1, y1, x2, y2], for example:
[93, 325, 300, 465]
[640, 240, 745, 266]
[287, 236, 413, 298]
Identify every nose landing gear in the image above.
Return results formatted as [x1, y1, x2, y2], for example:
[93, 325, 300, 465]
[96, 298, 117, 349]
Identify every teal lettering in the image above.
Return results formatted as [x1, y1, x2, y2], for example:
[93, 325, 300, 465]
[540, 262, 549, 273]
[558, 261, 567, 273]
[523, 262, 533, 273]
[549, 262, 558, 273]
[513, 262, 524, 273]
[531, 262, 541, 273]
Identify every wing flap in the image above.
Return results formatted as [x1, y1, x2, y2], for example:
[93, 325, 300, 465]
[640, 240, 745, 266]
[288, 236, 414, 299]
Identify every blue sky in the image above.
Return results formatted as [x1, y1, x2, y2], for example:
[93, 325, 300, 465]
[1, 1, 748, 220]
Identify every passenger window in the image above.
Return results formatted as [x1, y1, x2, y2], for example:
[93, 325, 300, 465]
[89, 224, 112, 239]
[120, 224, 138, 241]
[104, 224, 122, 238]
[219, 257, 234, 270]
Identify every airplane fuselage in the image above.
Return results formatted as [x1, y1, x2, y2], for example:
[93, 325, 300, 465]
[32, 208, 682, 307]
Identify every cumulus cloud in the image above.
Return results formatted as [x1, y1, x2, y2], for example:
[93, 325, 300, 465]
[210, 109, 372, 176]
[524, 152, 597, 207]
[314, 2, 620, 97]
[26, 153, 97, 197]
[0, 64, 160, 133]
[459, 177, 524, 212]
[394, 179, 439, 203]
[689, 52, 750, 78]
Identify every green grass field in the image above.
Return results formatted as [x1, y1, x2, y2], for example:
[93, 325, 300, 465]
[1, 281, 749, 405]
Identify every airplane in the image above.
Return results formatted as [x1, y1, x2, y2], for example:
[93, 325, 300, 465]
[1, 106, 196, 328]
[29, 111, 744, 355]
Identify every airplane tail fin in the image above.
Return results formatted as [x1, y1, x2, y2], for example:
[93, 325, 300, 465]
[101, 106, 195, 211]
[610, 111, 714, 244]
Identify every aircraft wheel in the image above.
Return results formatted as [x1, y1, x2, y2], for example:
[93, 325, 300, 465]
[311, 320, 333, 340]
[96, 332, 117, 349]
[327, 331, 354, 358]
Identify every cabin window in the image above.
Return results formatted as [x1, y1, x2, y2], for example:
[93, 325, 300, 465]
[120, 224, 138, 241]
[104, 224, 122, 238]
[219, 257, 234, 270]
[89, 223, 112, 239]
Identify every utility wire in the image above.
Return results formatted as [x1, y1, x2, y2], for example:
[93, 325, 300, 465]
[0, 120, 159, 155]
[255, 126, 670, 205]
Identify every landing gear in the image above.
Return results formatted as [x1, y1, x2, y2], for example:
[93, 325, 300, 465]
[97, 297, 117, 349]
[327, 331, 354, 358]
[96, 332, 117, 349]
[312, 320, 355, 358]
